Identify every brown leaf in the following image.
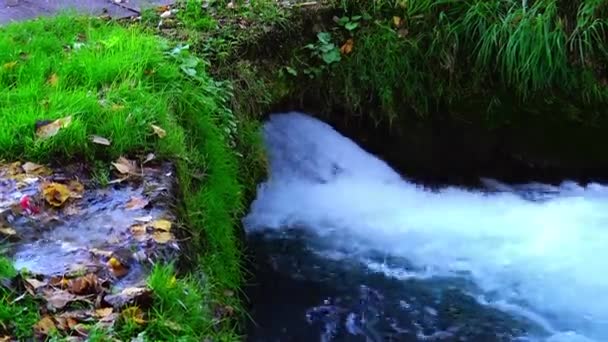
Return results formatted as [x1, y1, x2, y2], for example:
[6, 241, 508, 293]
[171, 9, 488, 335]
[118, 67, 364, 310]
[0, 336, 12, 342]
[49, 276, 69, 288]
[36, 116, 72, 139]
[22, 162, 51, 176]
[104, 287, 151, 309]
[34, 315, 56, 335]
[44, 289, 78, 310]
[47, 73, 59, 87]
[121, 306, 146, 325]
[397, 28, 409, 38]
[42, 182, 71, 207]
[112, 156, 137, 175]
[152, 231, 172, 244]
[125, 197, 149, 210]
[68, 180, 85, 198]
[340, 38, 354, 55]
[68, 274, 99, 295]
[95, 307, 113, 318]
[90, 135, 111, 146]
[150, 219, 172, 232]
[150, 124, 166, 138]
[25, 278, 47, 291]
[130, 224, 147, 241]
[2, 61, 17, 70]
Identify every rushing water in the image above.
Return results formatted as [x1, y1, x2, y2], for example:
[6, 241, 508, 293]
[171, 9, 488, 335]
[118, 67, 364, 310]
[244, 112, 608, 342]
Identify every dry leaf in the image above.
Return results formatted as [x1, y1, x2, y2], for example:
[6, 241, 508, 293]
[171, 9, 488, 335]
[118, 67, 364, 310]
[121, 306, 146, 325]
[68, 274, 98, 295]
[130, 224, 147, 241]
[112, 156, 137, 175]
[143, 153, 155, 164]
[42, 182, 71, 207]
[2, 61, 17, 70]
[36, 116, 72, 139]
[150, 219, 172, 231]
[340, 38, 354, 55]
[22, 162, 51, 175]
[95, 307, 113, 318]
[90, 248, 113, 258]
[0, 226, 16, 236]
[393, 16, 403, 28]
[34, 315, 56, 335]
[44, 289, 78, 310]
[90, 135, 111, 146]
[0, 336, 12, 342]
[107, 257, 128, 278]
[25, 278, 47, 290]
[152, 231, 172, 244]
[48, 73, 59, 86]
[125, 197, 149, 210]
[110, 103, 125, 112]
[68, 180, 85, 198]
[150, 124, 166, 138]
[397, 28, 409, 38]
[104, 287, 151, 309]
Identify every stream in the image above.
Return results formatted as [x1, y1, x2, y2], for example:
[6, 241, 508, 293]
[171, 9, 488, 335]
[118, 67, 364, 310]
[244, 112, 607, 342]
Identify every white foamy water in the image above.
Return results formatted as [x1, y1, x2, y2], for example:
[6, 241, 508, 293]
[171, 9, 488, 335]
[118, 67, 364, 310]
[244, 112, 608, 341]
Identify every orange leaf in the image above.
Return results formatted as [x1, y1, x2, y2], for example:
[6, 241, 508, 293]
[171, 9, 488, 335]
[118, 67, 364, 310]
[340, 38, 354, 55]
[34, 315, 56, 335]
[42, 182, 71, 207]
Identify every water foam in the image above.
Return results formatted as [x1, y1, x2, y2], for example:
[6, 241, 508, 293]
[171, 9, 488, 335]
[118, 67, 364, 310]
[244, 112, 608, 341]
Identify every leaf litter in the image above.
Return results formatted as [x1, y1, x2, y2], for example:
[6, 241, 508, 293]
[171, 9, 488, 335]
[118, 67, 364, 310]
[0, 159, 180, 339]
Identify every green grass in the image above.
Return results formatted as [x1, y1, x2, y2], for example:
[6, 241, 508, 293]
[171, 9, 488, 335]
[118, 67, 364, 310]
[0, 14, 252, 341]
[278, 0, 608, 124]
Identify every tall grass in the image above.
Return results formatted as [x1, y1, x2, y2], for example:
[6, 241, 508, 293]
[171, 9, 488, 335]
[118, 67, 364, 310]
[324, 0, 608, 122]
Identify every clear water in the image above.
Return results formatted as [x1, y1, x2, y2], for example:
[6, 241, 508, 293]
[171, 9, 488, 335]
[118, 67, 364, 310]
[244, 112, 608, 342]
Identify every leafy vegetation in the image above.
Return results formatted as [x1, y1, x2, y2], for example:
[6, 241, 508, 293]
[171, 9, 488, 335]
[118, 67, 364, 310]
[0, 14, 251, 341]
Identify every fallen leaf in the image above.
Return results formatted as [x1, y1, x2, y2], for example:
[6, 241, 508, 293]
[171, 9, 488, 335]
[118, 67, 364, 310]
[104, 287, 151, 309]
[90, 135, 111, 146]
[393, 16, 403, 28]
[121, 306, 146, 325]
[107, 257, 129, 278]
[152, 231, 172, 244]
[156, 5, 170, 13]
[1, 161, 22, 177]
[49, 276, 69, 289]
[25, 278, 47, 290]
[34, 315, 56, 335]
[2, 61, 17, 70]
[95, 307, 113, 318]
[110, 103, 125, 112]
[68, 274, 99, 295]
[44, 289, 78, 310]
[47, 73, 59, 86]
[89, 248, 113, 258]
[397, 28, 409, 38]
[36, 116, 72, 139]
[150, 124, 166, 138]
[0, 226, 16, 236]
[68, 180, 85, 198]
[340, 38, 354, 55]
[125, 197, 149, 210]
[150, 219, 172, 231]
[130, 224, 147, 241]
[22, 162, 51, 175]
[112, 156, 137, 175]
[0, 336, 12, 342]
[143, 153, 155, 164]
[42, 182, 71, 207]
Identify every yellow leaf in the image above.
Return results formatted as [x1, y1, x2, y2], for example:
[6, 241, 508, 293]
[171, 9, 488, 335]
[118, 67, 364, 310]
[90, 135, 111, 146]
[340, 38, 354, 55]
[151, 219, 172, 231]
[121, 306, 146, 325]
[95, 307, 113, 318]
[393, 16, 403, 28]
[42, 182, 71, 207]
[152, 231, 172, 244]
[112, 156, 137, 175]
[107, 257, 128, 278]
[34, 315, 56, 335]
[0, 226, 16, 236]
[150, 124, 166, 138]
[2, 61, 17, 70]
[110, 103, 125, 111]
[48, 73, 59, 86]
[36, 116, 72, 139]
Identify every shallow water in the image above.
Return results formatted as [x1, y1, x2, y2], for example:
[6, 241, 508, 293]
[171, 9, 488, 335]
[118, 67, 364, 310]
[245, 112, 608, 342]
